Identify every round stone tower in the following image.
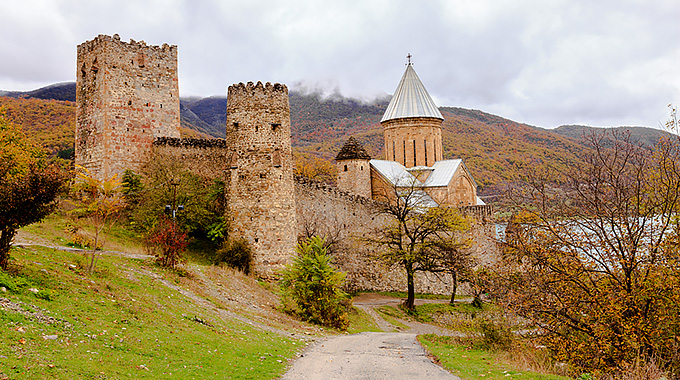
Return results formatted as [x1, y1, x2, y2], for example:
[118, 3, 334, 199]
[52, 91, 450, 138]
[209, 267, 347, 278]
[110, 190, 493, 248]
[224, 81, 296, 278]
[335, 136, 372, 198]
[381, 59, 444, 168]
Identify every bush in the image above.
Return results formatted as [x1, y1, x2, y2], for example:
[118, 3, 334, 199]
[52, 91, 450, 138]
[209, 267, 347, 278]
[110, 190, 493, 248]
[146, 217, 188, 268]
[213, 239, 252, 274]
[476, 316, 513, 351]
[280, 236, 349, 330]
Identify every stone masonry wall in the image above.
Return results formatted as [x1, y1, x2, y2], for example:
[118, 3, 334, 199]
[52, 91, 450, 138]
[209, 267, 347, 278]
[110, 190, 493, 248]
[224, 81, 297, 278]
[336, 159, 372, 199]
[152, 137, 229, 178]
[76, 34, 180, 180]
[295, 176, 499, 294]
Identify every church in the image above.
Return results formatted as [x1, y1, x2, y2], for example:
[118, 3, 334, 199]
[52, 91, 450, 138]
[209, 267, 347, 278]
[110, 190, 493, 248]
[336, 59, 484, 208]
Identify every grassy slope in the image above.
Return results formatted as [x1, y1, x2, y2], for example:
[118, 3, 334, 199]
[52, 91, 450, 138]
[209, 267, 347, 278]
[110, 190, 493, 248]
[3, 213, 568, 379]
[1, 214, 316, 380]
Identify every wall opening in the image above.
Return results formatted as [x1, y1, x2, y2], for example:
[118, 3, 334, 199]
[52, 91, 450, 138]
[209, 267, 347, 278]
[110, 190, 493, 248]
[413, 140, 416, 167]
[344, 165, 348, 172]
[424, 139, 428, 166]
[272, 149, 282, 167]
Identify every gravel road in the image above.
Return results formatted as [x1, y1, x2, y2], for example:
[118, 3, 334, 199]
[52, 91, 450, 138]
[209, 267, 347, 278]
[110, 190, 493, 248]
[280, 332, 461, 380]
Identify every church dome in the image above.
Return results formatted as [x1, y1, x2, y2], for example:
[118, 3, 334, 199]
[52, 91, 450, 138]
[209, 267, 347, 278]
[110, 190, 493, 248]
[381, 62, 444, 123]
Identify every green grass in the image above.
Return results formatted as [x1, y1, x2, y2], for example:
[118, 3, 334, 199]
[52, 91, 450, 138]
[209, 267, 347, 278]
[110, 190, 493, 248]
[419, 335, 570, 380]
[346, 307, 381, 334]
[375, 306, 409, 330]
[0, 245, 299, 379]
[369, 290, 451, 300]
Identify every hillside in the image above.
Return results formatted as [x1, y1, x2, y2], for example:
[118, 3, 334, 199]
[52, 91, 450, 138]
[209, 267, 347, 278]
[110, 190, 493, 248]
[2, 82, 668, 195]
[554, 124, 672, 148]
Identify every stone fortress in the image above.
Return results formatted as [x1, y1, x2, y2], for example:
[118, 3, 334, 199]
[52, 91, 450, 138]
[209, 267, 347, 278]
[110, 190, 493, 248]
[76, 34, 495, 292]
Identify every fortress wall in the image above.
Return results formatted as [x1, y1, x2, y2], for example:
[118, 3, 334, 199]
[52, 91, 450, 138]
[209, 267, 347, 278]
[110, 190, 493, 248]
[294, 176, 460, 294]
[152, 137, 229, 178]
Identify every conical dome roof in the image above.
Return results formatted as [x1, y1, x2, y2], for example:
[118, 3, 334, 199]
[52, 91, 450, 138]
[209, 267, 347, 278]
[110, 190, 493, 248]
[335, 137, 371, 160]
[381, 63, 444, 123]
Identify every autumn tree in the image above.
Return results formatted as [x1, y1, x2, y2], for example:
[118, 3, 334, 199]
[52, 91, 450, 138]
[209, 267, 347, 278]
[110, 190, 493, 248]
[70, 166, 125, 273]
[502, 129, 680, 375]
[0, 113, 66, 269]
[369, 175, 470, 310]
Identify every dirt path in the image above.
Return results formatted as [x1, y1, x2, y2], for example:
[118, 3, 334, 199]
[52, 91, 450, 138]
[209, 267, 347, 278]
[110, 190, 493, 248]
[280, 332, 460, 380]
[280, 293, 463, 379]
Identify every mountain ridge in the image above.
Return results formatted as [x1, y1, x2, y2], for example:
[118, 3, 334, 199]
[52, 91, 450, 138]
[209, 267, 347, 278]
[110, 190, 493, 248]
[2, 82, 672, 195]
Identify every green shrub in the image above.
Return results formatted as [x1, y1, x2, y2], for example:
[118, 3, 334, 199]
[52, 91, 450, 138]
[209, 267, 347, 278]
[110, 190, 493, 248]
[279, 236, 349, 330]
[0, 270, 31, 293]
[213, 239, 252, 274]
[477, 316, 513, 351]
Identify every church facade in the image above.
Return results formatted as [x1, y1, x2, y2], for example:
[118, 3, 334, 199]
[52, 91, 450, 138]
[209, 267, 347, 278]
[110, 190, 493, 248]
[336, 61, 483, 208]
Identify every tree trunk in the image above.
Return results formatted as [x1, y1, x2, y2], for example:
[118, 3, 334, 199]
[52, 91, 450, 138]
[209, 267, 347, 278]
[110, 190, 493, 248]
[449, 270, 458, 305]
[88, 231, 99, 273]
[0, 228, 15, 270]
[404, 262, 416, 310]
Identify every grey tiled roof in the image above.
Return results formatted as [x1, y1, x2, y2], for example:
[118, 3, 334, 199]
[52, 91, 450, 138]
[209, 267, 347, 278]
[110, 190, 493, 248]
[381, 64, 444, 123]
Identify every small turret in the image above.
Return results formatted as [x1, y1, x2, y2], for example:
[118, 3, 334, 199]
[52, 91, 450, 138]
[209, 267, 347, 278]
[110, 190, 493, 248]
[335, 137, 372, 198]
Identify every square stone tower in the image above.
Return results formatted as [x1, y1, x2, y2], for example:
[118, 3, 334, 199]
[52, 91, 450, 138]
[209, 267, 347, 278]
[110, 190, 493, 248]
[75, 34, 180, 179]
[225, 81, 297, 278]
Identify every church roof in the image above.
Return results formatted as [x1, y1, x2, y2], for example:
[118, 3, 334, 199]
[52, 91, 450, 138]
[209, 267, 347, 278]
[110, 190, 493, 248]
[423, 159, 478, 189]
[381, 63, 444, 123]
[335, 137, 372, 160]
[370, 159, 439, 208]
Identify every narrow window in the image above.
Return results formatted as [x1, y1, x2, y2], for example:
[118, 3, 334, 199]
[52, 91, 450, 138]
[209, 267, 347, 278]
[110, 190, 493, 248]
[360, 165, 363, 171]
[272, 149, 282, 167]
[233, 122, 239, 128]
[403, 140, 406, 166]
[255, 125, 259, 132]
[128, 100, 132, 106]
[392, 141, 396, 161]
[230, 152, 238, 169]
[344, 165, 348, 172]
[413, 140, 416, 167]
[424, 139, 428, 166]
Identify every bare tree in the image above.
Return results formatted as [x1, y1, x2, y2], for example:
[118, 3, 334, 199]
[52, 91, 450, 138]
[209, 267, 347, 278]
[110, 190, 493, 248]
[368, 174, 470, 310]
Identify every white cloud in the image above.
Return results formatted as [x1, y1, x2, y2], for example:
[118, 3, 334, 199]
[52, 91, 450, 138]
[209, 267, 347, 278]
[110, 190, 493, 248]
[1, 0, 679, 128]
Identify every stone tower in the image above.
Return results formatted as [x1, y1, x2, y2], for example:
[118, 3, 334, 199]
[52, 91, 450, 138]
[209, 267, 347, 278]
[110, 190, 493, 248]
[75, 34, 180, 179]
[335, 137, 372, 198]
[381, 60, 444, 168]
[225, 81, 296, 277]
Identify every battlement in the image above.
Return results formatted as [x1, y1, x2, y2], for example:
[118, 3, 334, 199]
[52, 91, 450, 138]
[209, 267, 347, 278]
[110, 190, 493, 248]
[294, 175, 377, 208]
[228, 81, 287, 96]
[460, 204, 495, 221]
[153, 136, 227, 149]
[78, 34, 176, 55]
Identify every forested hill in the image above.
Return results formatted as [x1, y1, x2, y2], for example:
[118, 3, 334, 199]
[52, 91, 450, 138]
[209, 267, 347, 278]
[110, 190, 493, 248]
[2, 82, 670, 194]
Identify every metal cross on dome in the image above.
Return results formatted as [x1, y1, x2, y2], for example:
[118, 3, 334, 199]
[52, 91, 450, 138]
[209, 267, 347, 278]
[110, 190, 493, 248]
[406, 53, 413, 65]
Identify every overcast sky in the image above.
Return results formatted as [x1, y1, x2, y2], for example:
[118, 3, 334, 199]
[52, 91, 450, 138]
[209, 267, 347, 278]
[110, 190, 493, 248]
[1, 0, 679, 129]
